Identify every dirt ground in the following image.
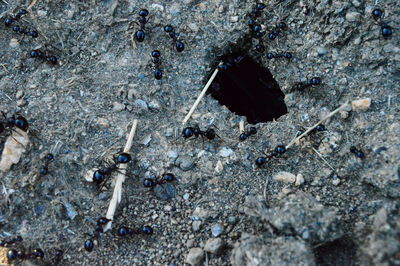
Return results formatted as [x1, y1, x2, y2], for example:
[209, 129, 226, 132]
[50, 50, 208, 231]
[0, 0, 399, 265]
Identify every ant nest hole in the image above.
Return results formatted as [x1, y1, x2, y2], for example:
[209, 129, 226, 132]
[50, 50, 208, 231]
[207, 38, 288, 124]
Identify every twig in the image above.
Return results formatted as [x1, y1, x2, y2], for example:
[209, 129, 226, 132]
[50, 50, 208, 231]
[286, 102, 350, 150]
[103, 119, 138, 232]
[239, 119, 245, 133]
[311, 147, 336, 172]
[27, 0, 38, 10]
[182, 65, 220, 126]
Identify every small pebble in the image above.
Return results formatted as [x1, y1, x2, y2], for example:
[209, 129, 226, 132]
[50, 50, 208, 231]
[192, 220, 202, 232]
[211, 223, 224, 237]
[345, 11, 361, 22]
[15, 90, 24, 100]
[134, 99, 148, 110]
[9, 38, 19, 48]
[185, 248, 204, 266]
[295, 174, 305, 186]
[176, 156, 195, 171]
[352, 98, 371, 111]
[204, 238, 225, 254]
[62, 201, 78, 220]
[112, 102, 125, 112]
[230, 16, 239, 23]
[219, 147, 233, 157]
[274, 171, 296, 184]
[316, 46, 328, 56]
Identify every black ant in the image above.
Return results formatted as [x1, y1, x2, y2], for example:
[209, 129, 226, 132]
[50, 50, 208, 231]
[247, 3, 266, 28]
[163, 25, 185, 52]
[239, 127, 257, 141]
[151, 50, 163, 80]
[84, 216, 112, 252]
[266, 52, 293, 60]
[0, 235, 23, 247]
[255, 144, 286, 167]
[7, 248, 45, 262]
[295, 124, 327, 137]
[371, 8, 393, 39]
[4, 9, 39, 38]
[38, 153, 54, 175]
[267, 21, 287, 40]
[30, 50, 58, 65]
[350, 146, 365, 159]
[143, 173, 176, 188]
[292, 77, 322, 91]
[0, 112, 29, 136]
[117, 225, 153, 237]
[92, 152, 132, 186]
[182, 125, 217, 140]
[134, 9, 149, 42]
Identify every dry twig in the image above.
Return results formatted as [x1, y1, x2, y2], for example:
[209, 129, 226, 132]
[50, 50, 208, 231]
[103, 119, 138, 232]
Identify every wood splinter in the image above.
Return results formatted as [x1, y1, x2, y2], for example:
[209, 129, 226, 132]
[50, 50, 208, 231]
[103, 119, 138, 232]
[182, 65, 220, 126]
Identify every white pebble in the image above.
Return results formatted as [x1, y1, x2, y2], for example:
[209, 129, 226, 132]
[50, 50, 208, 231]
[274, 171, 296, 184]
[352, 98, 371, 111]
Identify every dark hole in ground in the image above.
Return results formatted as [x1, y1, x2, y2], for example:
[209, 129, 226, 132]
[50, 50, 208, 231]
[313, 237, 357, 266]
[208, 51, 288, 124]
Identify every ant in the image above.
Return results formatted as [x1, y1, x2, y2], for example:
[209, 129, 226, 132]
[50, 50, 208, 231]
[117, 225, 153, 237]
[30, 50, 58, 65]
[267, 21, 287, 40]
[371, 8, 393, 39]
[239, 127, 257, 141]
[7, 248, 45, 262]
[0, 235, 23, 247]
[134, 9, 149, 42]
[266, 52, 293, 60]
[4, 9, 39, 38]
[163, 25, 185, 52]
[182, 125, 216, 140]
[255, 144, 286, 167]
[143, 173, 176, 188]
[92, 152, 132, 186]
[0, 112, 29, 136]
[38, 153, 55, 175]
[151, 50, 163, 80]
[247, 3, 266, 28]
[292, 77, 321, 91]
[296, 124, 327, 137]
[84, 216, 112, 252]
[350, 146, 365, 159]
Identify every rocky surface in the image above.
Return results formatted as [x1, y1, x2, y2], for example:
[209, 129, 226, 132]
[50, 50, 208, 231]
[0, 0, 399, 265]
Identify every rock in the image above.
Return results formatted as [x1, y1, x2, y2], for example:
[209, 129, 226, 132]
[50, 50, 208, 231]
[176, 156, 195, 171]
[192, 220, 202, 232]
[0, 129, 29, 172]
[9, 38, 19, 48]
[243, 192, 342, 244]
[219, 147, 233, 157]
[134, 99, 148, 110]
[211, 223, 224, 237]
[112, 101, 125, 112]
[204, 238, 225, 254]
[352, 98, 371, 111]
[345, 11, 361, 22]
[295, 174, 305, 186]
[316, 46, 328, 56]
[15, 90, 24, 99]
[231, 234, 315, 266]
[127, 88, 136, 100]
[274, 171, 296, 184]
[230, 16, 239, 22]
[185, 248, 204, 266]
[62, 200, 78, 220]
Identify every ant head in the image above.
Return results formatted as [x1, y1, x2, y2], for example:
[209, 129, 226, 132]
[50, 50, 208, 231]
[93, 170, 106, 184]
[114, 152, 131, 164]
[139, 9, 149, 17]
[372, 8, 384, 20]
[151, 50, 161, 58]
[13, 116, 29, 131]
[162, 173, 175, 182]
[164, 25, 174, 33]
[143, 178, 156, 188]
[182, 127, 195, 138]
